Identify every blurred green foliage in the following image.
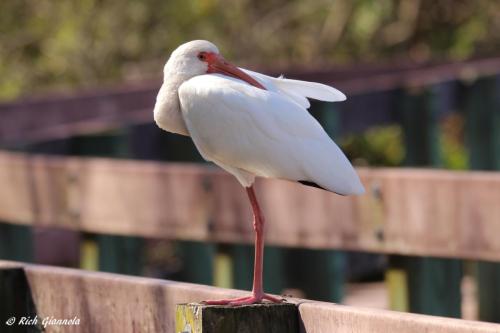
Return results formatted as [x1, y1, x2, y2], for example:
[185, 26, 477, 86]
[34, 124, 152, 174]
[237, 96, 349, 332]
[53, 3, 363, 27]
[440, 114, 469, 170]
[341, 125, 404, 166]
[1, 0, 500, 100]
[341, 114, 469, 168]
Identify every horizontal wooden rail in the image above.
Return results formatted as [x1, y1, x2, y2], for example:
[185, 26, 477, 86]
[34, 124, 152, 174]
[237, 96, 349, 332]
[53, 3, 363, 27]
[0, 261, 498, 332]
[1, 150, 500, 261]
[1, 56, 500, 145]
[0, 84, 157, 146]
[284, 56, 500, 97]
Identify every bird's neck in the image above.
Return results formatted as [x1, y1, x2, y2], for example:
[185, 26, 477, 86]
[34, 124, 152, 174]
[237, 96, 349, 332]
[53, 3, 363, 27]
[153, 75, 190, 136]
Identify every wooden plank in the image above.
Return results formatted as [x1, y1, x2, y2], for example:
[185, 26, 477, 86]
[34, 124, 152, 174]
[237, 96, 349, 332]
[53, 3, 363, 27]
[297, 301, 500, 333]
[0, 151, 500, 261]
[175, 303, 298, 333]
[0, 85, 157, 146]
[286, 56, 500, 95]
[0, 261, 499, 333]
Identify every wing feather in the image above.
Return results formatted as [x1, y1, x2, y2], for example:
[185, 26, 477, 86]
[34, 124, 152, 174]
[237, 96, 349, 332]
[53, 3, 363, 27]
[240, 68, 346, 108]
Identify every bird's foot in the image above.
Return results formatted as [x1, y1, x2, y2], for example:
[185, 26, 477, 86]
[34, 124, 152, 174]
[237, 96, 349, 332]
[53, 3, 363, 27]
[202, 293, 284, 306]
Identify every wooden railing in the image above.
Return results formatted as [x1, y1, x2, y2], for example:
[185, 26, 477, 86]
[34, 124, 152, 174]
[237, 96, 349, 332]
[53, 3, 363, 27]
[1, 260, 499, 333]
[1, 150, 499, 261]
[1, 57, 500, 327]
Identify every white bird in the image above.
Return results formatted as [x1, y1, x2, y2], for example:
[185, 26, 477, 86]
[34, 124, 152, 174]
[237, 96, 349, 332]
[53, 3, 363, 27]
[154, 40, 364, 305]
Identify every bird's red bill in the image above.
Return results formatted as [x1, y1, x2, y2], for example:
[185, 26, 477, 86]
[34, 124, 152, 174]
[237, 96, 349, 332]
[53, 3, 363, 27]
[206, 53, 266, 90]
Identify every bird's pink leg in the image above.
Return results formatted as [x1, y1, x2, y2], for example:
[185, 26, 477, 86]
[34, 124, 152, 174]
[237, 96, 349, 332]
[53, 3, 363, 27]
[203, 185, 284, 306]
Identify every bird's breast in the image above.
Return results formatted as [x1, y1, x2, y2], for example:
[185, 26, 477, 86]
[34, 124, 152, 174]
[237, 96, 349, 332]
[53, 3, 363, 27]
[153, 83, 190, 136]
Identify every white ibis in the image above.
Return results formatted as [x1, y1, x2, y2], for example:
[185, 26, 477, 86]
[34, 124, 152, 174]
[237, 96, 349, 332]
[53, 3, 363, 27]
[153, 40, 364, 305]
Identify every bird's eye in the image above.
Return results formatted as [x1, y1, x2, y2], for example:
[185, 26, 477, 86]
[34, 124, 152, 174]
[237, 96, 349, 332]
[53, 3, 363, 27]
[197, 53, 206, 61]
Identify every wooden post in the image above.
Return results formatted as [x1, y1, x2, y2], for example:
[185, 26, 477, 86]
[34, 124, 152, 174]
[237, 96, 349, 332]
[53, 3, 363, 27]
[463, 75, 500, 323]
[396, 86, 462, 317]
[175, 303, 297, 333]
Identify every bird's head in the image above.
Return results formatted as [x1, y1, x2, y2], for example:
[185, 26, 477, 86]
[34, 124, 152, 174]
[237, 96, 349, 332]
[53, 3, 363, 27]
[164, 40, 264, 89]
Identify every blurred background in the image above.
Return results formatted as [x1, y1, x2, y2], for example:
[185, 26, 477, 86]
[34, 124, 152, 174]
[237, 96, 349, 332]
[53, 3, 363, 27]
[1, 0, 500, 323]
[2, 0, 500, 99]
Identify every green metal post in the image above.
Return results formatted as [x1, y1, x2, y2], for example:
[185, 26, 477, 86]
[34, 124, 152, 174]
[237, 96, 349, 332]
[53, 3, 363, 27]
[320, 102, 345, 300]
[463, 76, 500, 323]
[285, 248, 345, 302]
[0, 225, 33, 263]
[176, 241, 214, 285]
[398, 86, 462, 317]
[232, 244, 286, 295]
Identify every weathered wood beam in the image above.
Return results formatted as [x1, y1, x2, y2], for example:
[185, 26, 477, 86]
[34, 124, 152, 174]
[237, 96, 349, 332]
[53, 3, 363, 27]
[289, 57, 500, 94]
[297, 301, 499, 333]
[0, 85, 156, 146]
[0, 261, 499, 333]
[0, 151, 500, 261]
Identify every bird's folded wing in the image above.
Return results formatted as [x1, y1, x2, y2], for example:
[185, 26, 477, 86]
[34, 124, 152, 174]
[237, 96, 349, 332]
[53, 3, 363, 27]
[178, 74, 364, 195]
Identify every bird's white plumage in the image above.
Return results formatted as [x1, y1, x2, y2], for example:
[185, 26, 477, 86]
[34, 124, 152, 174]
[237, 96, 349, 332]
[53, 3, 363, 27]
[178, 74, 364, 195]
